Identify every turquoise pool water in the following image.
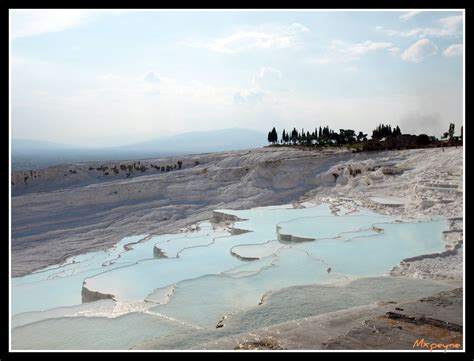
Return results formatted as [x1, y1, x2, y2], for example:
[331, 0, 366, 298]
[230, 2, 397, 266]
[11, 202, 452, 349]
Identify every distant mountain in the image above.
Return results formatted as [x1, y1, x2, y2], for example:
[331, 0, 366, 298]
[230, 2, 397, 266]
[12, 128, 267, 153]
[11, 128, 267, 170]
[12, 139, 80, 152]
[117, 128, 267, 153]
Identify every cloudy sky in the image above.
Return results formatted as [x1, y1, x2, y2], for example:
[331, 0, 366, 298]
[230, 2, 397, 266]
[10, 10, 463, 147]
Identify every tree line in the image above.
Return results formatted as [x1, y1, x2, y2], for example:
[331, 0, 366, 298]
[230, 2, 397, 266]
[267, 123, 462, 150]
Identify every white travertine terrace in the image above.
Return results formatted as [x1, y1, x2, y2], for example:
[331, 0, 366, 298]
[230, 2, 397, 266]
[11, 147, 463, 350]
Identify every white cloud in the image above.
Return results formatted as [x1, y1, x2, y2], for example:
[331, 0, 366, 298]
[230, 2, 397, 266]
[10, 9, 99, 39]
[336, 40, 393, 59]
[288, 23, 310, 33]
[376, 14, 463, 38]
[252, 67, 283, 91]
[401, 38, 438, 63]
[388, 47, 401, 55]
[439, 15, 463, 31]
[98, 74, 121, 81]
[399, 11, 421, 22]
[190, 22, 309, 54]
[306, 40, 393, 64]
[304, 57, 333, 65]
[256, 67, 282, 79]
[443, 44, 463, 57]
[143, 71, 161, 83]
[233, 89, 264, 105]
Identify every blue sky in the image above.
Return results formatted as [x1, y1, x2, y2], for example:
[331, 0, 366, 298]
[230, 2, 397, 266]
[10, 10, 463, 147]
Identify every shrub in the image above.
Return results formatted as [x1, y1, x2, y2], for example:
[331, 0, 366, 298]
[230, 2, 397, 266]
[362, 139, 384, 151]
[416, 134, 430, 146]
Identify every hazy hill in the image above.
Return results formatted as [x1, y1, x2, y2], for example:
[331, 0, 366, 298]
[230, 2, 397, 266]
[118, 128, 267, 153]
[11, 128, 267, 170]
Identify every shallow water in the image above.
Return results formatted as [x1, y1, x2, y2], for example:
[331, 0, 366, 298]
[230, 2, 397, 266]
[12, 277, 454, 350]
[11, 202, 451, 350]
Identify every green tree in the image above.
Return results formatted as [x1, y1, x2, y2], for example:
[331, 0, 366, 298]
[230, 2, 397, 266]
[448, 123, 455, 139]
[372, 124, 393, 139]
[393, 125, 402, 136]
[416, 134, 430, 146]
[271, 127, 278, 144]
[357, 131, 368, 142]
[291, 128, 298, 144]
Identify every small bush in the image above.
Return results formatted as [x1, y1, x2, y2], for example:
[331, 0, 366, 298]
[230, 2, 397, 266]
[416, 134, 430, 146]
[362, 139, 384, 151]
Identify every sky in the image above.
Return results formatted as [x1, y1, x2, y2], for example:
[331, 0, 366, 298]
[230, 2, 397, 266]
[10, 9, 464, 147]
